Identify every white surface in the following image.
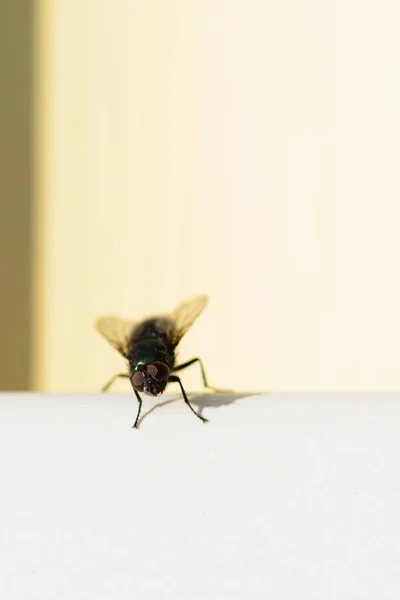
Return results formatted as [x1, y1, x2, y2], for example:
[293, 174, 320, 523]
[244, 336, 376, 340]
[1, 392, 399, 599]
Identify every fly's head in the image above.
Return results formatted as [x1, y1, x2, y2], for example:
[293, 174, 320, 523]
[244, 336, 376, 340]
[130, 362, 170, 396]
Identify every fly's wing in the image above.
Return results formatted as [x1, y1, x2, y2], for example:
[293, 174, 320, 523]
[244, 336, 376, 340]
[95, 316, 137, 358]
[160, 294, 209, 347]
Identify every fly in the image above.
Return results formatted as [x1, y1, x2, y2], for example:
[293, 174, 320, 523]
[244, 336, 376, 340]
[96, 294, 216, 427]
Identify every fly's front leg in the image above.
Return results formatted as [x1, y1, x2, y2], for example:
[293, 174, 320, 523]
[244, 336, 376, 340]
[132, 390, 142, 428]
[101, 373, 142, 429]
[168, 374, 208, 424]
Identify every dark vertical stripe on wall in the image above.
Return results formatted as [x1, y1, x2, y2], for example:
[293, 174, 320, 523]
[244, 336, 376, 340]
[0, 1, 34, 389]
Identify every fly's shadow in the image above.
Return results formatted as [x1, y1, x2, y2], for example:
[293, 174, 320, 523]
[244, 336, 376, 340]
[136, 391, 262, 428]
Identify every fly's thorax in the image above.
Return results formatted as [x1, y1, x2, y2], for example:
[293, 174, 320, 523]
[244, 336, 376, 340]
[128, 338, 174, 370]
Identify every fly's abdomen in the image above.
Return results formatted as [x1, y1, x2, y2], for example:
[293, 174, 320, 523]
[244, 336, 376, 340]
[130, 318, 171, 344]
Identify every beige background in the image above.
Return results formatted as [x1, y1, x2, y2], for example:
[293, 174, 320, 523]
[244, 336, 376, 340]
[0, 1, 34, 390]
[2, 1, 400, 392]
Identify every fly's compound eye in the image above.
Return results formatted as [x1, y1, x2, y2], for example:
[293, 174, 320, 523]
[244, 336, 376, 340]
[131, 370, 145, 392]
[146, 362, 170, 381]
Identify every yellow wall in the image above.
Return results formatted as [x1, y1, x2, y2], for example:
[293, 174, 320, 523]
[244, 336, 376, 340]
[33, 0, 400, 392]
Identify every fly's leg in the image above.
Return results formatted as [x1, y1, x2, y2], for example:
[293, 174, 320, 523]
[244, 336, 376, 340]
[101, 373, 142, 429]
[172, 357, 231, 392]
[132, 390, 142, 429]
[101, 373, 130, 392]
[168, 374, 208, 424]
[172, 358, 209, 386]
